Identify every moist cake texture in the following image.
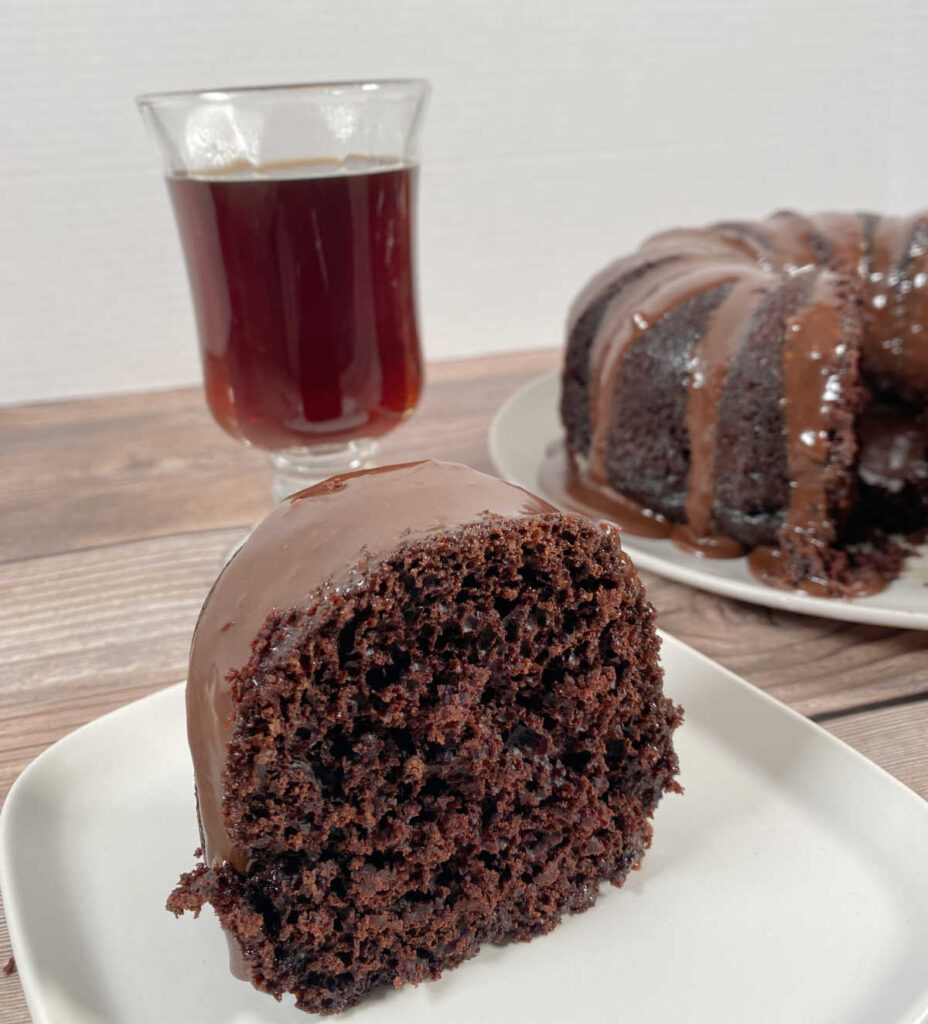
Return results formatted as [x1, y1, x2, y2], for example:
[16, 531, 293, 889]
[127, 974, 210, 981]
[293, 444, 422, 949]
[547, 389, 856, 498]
[562, 210, 928, 595]
[168, 460, 682, 1014]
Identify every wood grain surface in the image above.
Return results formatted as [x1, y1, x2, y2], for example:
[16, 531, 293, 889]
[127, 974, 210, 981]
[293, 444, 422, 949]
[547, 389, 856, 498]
[0, 348, 925, 1022]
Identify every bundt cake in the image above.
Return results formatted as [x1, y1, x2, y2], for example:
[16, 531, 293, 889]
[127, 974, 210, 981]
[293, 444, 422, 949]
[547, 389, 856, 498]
[167, 460, 682, 1014]
[561, 210, 928, 596]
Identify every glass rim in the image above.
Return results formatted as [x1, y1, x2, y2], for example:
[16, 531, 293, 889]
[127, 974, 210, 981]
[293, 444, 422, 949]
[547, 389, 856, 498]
[136, 78, 430, 110]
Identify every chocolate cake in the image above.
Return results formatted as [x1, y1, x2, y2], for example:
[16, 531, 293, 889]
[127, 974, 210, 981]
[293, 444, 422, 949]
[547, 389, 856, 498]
[168, 460, 682, 1014]
[562, 210, 928, 595]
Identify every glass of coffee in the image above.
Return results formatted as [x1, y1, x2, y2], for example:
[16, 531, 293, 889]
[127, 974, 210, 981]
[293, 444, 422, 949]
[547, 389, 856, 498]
[138, 80, 428, 501]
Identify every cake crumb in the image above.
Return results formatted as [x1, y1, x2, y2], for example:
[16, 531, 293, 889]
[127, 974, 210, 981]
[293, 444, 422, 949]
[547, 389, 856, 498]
[3, 956, 16, 977]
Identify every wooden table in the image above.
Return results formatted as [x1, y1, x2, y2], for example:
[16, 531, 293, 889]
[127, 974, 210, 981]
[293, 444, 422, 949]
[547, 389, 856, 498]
[1, 348, 926, 1021]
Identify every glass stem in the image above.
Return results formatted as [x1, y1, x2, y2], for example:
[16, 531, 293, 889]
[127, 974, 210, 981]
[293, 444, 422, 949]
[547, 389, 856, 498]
[268, 440, 378, 502]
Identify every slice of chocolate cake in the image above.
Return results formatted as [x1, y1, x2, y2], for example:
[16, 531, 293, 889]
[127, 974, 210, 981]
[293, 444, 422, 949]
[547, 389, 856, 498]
[168, 460, 682, 1014]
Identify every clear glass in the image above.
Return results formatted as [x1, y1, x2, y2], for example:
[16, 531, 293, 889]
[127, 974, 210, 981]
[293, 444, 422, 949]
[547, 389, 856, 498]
[137, 80, 429, 502]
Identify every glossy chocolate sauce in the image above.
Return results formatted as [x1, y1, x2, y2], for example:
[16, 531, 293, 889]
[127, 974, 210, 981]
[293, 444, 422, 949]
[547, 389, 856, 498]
[745, 545, 886, 598]
[682, 270, 771, 543]
[809, 212, 865, 276]
[586, 261, 746, 494]
[539, 443, 671, 539]
[748, 272, 886, 597]
[540, 443, 745, 558]
[779, 272, 846, 542]
[752, 210, 822, 271]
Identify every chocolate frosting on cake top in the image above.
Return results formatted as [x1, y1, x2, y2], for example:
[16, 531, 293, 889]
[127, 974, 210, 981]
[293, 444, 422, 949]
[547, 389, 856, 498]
[187, 460, 559, 870]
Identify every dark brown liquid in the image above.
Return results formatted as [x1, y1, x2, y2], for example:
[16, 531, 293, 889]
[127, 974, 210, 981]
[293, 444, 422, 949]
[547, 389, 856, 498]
[538, 442, 672, 538]
[540, 441, 745, 556]
[541, 442, 893, 596]
[168, 161, 422, 450]
[747, 545, 886, 597]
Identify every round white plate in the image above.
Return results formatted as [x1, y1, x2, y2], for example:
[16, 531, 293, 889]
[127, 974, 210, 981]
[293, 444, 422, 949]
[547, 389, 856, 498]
[489, 371, 928, 630]
[3, 636, 928, 1023]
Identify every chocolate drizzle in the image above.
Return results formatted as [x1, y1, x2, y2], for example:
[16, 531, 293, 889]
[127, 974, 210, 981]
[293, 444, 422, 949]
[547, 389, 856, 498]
[540, 443, 672, 539]
[587, 260, 747, 489]
[682, 269, 772, 542]
[810, 212, 866, 276]
[747, 270, 852, 591]
[566, 227, 748, 336]
[758, 210, 828, 271]
[187, 461, 558, 874]
[780, 271, 846, 538]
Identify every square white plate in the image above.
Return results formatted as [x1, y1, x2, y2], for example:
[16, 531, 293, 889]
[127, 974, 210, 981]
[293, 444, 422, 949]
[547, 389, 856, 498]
[2, 633, 928, 1024]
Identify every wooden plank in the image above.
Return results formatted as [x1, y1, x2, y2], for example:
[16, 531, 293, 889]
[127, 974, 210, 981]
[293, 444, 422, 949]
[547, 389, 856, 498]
[0, 951, 26, 1024]
[644, 572, 928, 716]
[0, 530, 239, 1024]
[0, 530, 236, 728]
[0, 349, 560, 563]
[821, 700, 928, 802]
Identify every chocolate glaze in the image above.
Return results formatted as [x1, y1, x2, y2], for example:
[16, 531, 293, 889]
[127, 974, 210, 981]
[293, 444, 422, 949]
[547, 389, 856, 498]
[540, 442, 671, 538]
[756, 210, 824, 271]
[778, 269, 846, 541]
[746, 544, 886, 598]
[566, 227, 755, 337]
[810, 212, 866, 277]
[712, 221, 779, 268]
[587, 260, 746, 489]
[742, 268, 880, 596]
[683, 269, 772, 539]
[542, 443, 746, 558]
[186, 460, 558, 877]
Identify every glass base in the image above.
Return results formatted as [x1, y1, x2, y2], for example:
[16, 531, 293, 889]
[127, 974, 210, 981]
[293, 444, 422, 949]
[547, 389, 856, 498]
[268, 439, 378, 503]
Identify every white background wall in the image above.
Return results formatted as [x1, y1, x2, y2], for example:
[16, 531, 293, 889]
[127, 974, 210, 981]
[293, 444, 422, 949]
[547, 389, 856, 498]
[2, 0, 927, 405]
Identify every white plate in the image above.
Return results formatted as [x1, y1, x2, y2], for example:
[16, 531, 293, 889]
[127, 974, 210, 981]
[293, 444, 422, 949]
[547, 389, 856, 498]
[490, 371, 928, 630]
[3, 635, 928, 1023]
